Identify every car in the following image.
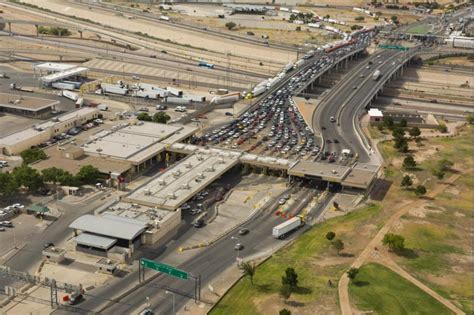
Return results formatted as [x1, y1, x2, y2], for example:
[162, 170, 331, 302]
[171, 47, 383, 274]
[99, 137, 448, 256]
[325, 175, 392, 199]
[234, 243, 244, 250]
[334, 139, 339, 143]
[193, 219, 204, 228]
[181, 203, 191, 210]
[326, 139, 332, 143]
[132, 75, 140, 80]
[278, 198, 286, 205]
[139, 309, 155, 315]
[0, 227, 5, 232]
[190, 209, 202, 215]
[156, 104, 167, 110]
[238, 228, 249, 235]
[330, 116, 336, 122]
[68, 292, 83, 305]
[1, 221, 13, 227]
[225, 112, 233, 116]
[43, 242, 55, 250]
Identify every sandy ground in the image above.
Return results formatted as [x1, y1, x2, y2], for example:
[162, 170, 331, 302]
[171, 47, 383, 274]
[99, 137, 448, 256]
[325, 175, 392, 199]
[19, 0, 295, 63]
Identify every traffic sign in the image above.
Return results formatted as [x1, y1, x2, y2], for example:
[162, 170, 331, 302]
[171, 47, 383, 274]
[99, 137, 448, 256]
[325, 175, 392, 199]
[378, 44, 409, 51]
[140, 258, 188, 280]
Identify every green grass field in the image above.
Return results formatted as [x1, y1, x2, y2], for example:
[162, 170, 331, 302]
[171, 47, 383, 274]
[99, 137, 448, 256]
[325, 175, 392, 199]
[407, 24, 432, 34]
[349, 263, 453, 315]
[210, 204, 382, 315]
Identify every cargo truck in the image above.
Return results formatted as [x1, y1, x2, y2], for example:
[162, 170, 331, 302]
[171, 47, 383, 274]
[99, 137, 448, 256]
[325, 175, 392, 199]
[252, 85, 267, 97]
[166, 87, 183, 97]
[372, 70, 381, 81]
[272, 216, 304, 239]
[60, 90, 79, 102]
[100, 83, 128, 96]
[9, 83, 33, 93]
[210, 92, 240, 104]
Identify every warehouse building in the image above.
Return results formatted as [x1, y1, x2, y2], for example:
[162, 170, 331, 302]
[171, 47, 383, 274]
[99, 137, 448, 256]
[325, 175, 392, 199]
[0, 107, 99, 155]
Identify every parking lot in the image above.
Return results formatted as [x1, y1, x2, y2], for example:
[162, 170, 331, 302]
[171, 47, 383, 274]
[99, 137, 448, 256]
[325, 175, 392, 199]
[0, 213, 48, 262]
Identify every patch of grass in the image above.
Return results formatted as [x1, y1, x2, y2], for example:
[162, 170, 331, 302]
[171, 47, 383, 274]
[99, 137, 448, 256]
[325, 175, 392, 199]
[210, 204, 382, 315]
[349, 263, 452, 315]
[406, 24, 432, 34]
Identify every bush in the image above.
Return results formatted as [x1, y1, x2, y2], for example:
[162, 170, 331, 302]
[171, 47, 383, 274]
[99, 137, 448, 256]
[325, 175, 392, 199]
[355, 16, 365, 21]
[225, 22, 237, 30]
[437, 124, 448, 133]
[414, 185, 427, 196]
[21, 148, 47, 165]
[382, 233, 405, 251]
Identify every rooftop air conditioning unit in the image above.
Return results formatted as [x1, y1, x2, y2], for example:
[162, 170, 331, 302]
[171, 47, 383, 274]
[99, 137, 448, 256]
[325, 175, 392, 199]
[197, 173, 205, 179]
[144, 189, 151, 196]
[185, 163, 193, 169]
[168, 192, 176, 199]
[182, 183, 190, 189]
[206, 166, 215, 172]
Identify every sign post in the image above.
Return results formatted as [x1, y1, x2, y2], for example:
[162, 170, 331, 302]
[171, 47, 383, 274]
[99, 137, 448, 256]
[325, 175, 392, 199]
[138, 258, 201, 302]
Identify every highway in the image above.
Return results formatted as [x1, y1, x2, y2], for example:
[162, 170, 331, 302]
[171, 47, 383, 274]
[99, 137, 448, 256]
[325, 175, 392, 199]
[66, 184, 328, 314]
[312, 48, 413, 163]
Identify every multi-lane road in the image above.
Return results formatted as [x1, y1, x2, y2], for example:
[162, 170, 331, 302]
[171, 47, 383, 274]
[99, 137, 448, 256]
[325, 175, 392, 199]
[64, 184, 329, 314]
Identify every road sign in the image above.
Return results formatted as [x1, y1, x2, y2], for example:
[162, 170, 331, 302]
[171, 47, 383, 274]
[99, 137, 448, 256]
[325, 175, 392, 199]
[378, 44, 409, 51]
[140, 258, 188, 280]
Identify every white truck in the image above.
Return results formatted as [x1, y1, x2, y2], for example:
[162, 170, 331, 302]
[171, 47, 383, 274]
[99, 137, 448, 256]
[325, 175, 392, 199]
[166, 87, 183, 97]
[272, 216, 304, 239]
[97, 104, 108, 111]
[60, 90, 79, 102]
[100, 83, 128, 96]
[210, 92, 240, 105]
[52, 82, 75, 90]
[372, 70, 382, 81]
[252, 85, 267, 97]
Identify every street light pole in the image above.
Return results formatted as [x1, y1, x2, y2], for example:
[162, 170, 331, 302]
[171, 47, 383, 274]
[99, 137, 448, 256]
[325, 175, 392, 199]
[166, 290, 175, 315]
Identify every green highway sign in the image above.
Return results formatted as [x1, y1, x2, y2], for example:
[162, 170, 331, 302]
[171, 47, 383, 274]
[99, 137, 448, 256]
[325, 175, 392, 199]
[140, 258, 188, 280]
[378, 44, 409, 51]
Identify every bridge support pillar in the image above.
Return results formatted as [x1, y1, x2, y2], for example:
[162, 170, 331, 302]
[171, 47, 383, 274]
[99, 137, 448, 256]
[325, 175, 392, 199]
[318, 76, 322, 84]
[400, 66, 404, 76]
[7, 22, 11, 36]
[35, 25, 39, 37]
[344, 58, 348, 69]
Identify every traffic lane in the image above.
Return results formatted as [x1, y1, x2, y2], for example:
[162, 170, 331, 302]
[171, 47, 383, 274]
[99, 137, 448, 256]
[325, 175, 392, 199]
[101, 208, 291, 314]
[82, 186, 292, 313]
[333, 52, 406, 160]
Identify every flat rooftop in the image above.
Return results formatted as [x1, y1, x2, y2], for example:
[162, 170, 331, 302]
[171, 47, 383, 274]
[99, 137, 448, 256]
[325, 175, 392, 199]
[289, 160, 351, 182]
[0, 93, 59, 111]
[33, 145, 132, 175]
[124, 153, 239, 210]
[34, 62, 78, 72]
[83, 122, 197, 164]
[100, 201, 178, 225]
[0, 107, 98, 146]
[342, 163, 379, 189]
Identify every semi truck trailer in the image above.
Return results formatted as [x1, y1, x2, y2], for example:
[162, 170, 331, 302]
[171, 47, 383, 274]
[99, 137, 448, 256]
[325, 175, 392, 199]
[272, 216, 304, 239]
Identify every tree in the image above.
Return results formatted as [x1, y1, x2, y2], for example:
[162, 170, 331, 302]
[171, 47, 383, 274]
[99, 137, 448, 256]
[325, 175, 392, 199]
[392, 127, 405, 139]
[433, 169, 445, 180]
[282, 268, 298, 289]
[153, 112, 171, 124]
[391, 15, 399, 24]
[346, 267, 359, 281]
[438, 158, 453, 171]
[399, 118, 407, 128]
[326, 231, 336, 241]
[466, 113, 474, 124]
[414, 185, 427, 196]
[42, 167, 69, 184]
[437, 124, 448, 133]
[279, 309, 291, 315]
[238, 262, 256, 286]
[408, 127, 421, 139]
[137, 112, 152, 121]
[402, 155, 417, 170]
[76, 165, 101, 185]
[225, 22, 237, 30]
[324, 14, 330, 19]
[280, 284, 291, 303]
[401, 175, 413, 189]
[0, 172, 18, 196]
[383, 116, 394, 129]
[332, 239, 344, 255]
[21, 148, 47, 165]
[13, 166, 44, 191]
[382, 233, 405, 251]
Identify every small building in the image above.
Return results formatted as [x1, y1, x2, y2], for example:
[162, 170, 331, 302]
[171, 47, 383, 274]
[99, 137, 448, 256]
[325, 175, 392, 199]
[0, 93, 59, 119]
[26, 204, 50, 217]
[69, 214, 150, 259]
[368, 108, 383, 122]
[42, 247, 66, 264]
[95, 258, 120, 275]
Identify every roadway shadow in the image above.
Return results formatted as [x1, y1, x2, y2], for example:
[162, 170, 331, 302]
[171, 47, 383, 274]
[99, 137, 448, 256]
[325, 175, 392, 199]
[287, 301, 305, 307]
[255, 283, 272, 293]
[369, 178, 392, 201]
[114, 269, 129, 278]
[339, 253, 355, 258]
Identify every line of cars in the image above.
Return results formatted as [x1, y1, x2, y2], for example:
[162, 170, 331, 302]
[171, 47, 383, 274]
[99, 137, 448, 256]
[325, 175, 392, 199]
[0, 203, 23, 231]
[196, 31, 372, 159]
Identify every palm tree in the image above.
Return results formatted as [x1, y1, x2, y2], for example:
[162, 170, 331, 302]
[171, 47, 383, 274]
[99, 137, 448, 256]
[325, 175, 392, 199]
[238, 261, 257, 285]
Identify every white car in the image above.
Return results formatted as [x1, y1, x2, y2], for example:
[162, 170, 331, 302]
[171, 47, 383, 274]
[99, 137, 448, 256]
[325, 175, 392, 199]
[330, 116, 336, 122]
[12, 203, 24, 209]
[278, 198, 286, 205]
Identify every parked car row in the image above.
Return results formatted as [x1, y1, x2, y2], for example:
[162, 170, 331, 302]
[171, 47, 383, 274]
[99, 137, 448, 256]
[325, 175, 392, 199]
[37, 119, 103, 149]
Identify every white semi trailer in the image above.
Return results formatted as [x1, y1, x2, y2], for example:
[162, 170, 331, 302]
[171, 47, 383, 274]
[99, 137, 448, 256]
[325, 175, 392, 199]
[272, 216, 304, 239]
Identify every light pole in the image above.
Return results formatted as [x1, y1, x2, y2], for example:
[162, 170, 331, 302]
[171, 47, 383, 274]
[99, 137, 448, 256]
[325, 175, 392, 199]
[165, 290, 175, 315]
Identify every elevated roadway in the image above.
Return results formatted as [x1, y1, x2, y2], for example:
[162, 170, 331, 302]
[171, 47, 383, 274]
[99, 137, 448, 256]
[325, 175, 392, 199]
[312, 47, 420, 163]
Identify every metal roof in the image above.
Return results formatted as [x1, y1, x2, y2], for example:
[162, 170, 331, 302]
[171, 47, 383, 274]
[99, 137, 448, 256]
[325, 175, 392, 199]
[74, 233, 117, 250]
[40, 67, 89, 83]
[27, 204, 49, 213]
[69, 214, 148, 240]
